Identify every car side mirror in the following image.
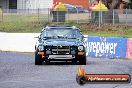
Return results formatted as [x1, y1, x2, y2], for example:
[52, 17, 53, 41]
[81, 35, 84, 38]
[34, 36, 39, 38]
[78, 35, 84, 41]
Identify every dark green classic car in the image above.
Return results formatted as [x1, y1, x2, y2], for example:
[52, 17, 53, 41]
[35, 26, 86, 65]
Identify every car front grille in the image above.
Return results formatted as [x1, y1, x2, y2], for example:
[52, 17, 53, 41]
[51, 46, 70, 54]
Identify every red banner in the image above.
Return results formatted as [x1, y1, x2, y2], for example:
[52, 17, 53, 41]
[126, 38, 132, 60]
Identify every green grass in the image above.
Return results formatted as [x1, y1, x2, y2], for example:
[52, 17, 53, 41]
[87, 32, 132, 38]
[2, 14, 49, 22]
[0, 14, 49, 33]
[63, 22, 132, 38]
[0, 22, 42, 33]
[0, 15, 132, 38]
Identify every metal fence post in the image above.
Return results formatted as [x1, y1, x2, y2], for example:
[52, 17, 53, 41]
[38, 8, 40, 22]
[0, 8, 3, 22]
[67, 9, 69, 23]
[88, 11, 91, 23]
[49, 8, 53, 23]
[48, 8, 50, 22]
[101, 11, 102, 24]
[113, 9, 115, 25]
[76, 8, 79, 23]
[125, 8, 127, 25]
[28, 8, 29, 16]
[2, 10, 3, 22]
[57, 9, 58, 24]
[99, 11, 101, 28]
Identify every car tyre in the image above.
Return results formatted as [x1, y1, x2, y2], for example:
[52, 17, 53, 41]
[72, 59, 77, 65]
[35, 50, 43, 65]
[79, 57, 86, 65]
[45, 60, 50, 65]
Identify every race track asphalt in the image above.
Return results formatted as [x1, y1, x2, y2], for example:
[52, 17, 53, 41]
[0, 51, 132, 88]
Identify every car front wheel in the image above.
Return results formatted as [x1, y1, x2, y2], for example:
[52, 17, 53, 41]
[35, 50, 43, 65]
[79, 56, 86, 65]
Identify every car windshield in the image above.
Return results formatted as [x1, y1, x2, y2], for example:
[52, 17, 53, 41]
[41, 29, 82, 39]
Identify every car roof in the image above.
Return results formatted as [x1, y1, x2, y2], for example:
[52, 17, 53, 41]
[44, 26, 80, 30]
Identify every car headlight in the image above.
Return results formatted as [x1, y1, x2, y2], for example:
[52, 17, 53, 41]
[38, 45, 44, 51]
[78, 45, 84, 51]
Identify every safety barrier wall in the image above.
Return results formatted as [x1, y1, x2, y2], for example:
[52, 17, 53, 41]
[85, 36, 128, 59]
[126, 38, 132, 60]
[0, 33, 40, 52]
[0, 33, 132, 60]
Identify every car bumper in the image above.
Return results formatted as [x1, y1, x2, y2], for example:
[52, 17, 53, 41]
[46, 55, 75, 61]
[49, 55, 74, 59]
[37, 51, 86, 61]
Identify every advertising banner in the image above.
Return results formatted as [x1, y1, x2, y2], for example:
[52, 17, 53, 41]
[85, 36, 127, 59]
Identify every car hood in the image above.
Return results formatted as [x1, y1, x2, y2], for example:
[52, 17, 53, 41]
[41, 39, 83, 46]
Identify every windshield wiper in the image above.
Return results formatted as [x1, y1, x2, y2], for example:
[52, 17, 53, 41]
[57, 36, 66, 38]
[66, 37, 77, 39]
[43, 36, 57, 39]
[43, 36, 77, 39]
[56, 36, 76, 39]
